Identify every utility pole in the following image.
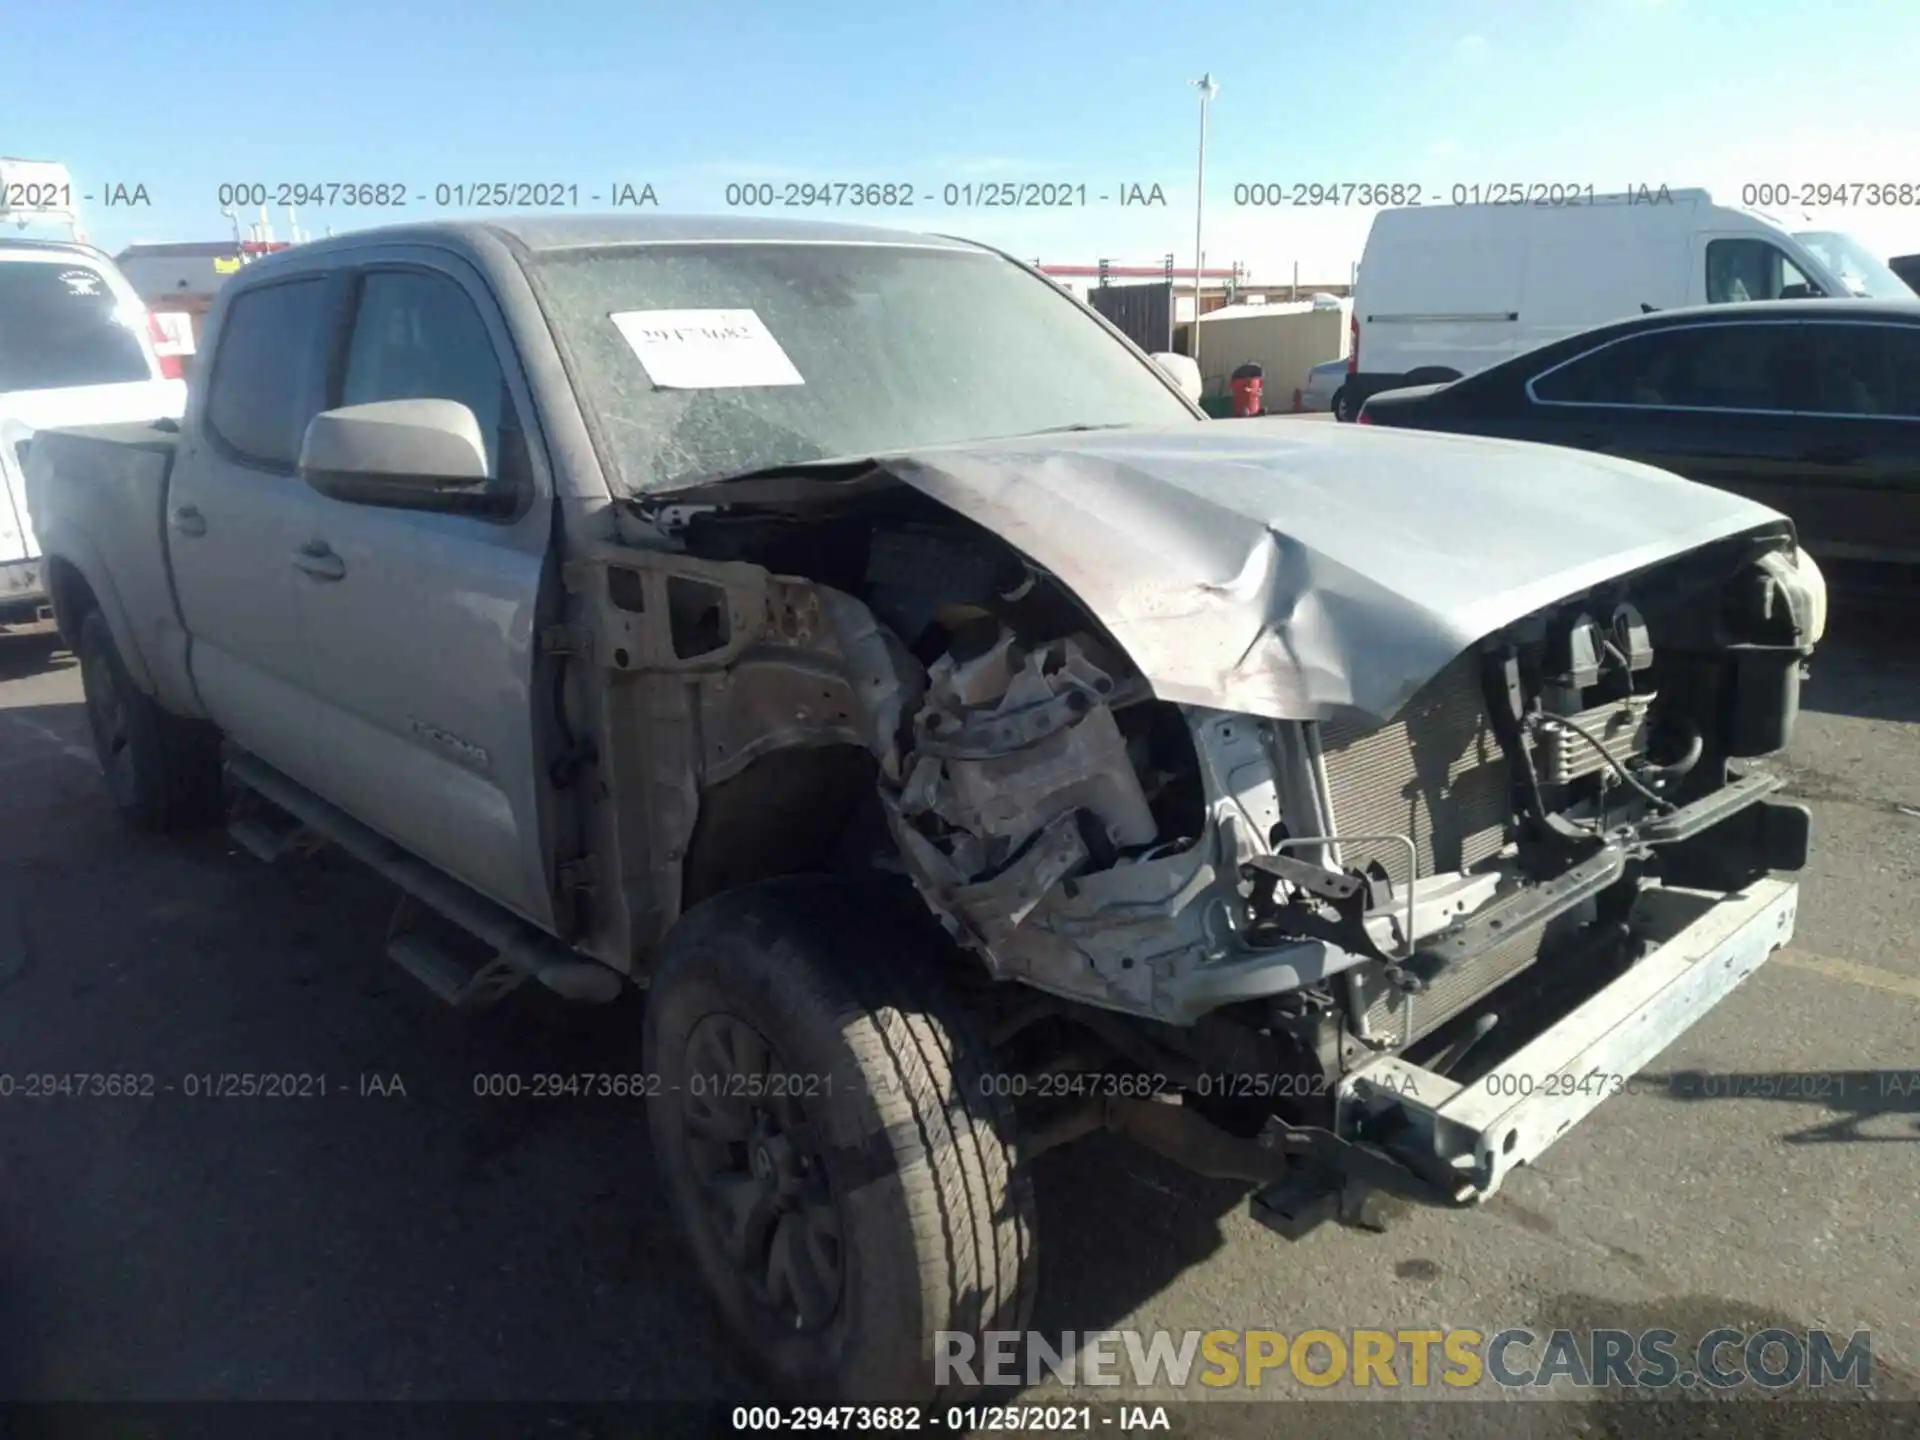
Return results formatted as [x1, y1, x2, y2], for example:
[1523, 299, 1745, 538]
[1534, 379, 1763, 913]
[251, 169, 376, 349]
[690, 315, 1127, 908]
[1190, 72, 1217, 357]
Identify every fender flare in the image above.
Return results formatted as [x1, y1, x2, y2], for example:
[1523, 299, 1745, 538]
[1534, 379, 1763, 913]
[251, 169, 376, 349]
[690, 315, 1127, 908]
[40, 535, 160, 699]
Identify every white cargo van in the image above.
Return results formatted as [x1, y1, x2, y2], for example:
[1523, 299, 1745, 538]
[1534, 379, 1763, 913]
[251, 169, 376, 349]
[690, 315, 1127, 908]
[1336, 187, 1912, 419]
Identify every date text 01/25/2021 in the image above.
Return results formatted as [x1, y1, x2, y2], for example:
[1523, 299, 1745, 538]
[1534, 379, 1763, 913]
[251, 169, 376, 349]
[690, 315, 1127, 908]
[211, 182, 661, 210]
[729, 1403, 1171, 1433]
[1230, 181, 1676, 208]
[721, 182, 1169, 209]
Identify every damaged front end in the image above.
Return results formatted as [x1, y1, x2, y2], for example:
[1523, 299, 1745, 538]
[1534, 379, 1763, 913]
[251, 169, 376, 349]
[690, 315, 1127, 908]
[575, 438, 1821, 1220]
[880, 622, 1410, 1026]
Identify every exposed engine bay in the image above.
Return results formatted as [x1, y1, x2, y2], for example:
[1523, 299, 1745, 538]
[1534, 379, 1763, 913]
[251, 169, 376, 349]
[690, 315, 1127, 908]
[571, 448, 1822, 1164]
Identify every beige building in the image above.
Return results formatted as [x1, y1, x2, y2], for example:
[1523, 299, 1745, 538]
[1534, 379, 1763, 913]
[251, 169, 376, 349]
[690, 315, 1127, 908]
[1190, 297, 1352, 403]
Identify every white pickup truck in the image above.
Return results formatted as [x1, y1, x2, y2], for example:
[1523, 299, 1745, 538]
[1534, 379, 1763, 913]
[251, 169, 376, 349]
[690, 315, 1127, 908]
[28, 215, 1827, 1403]
[0, 237, 185, 624]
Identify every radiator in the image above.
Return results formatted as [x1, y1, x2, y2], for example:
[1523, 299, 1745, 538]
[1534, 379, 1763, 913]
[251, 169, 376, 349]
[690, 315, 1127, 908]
[1316, 652, 1513, 890]
[1363, 923, 1549, 1044]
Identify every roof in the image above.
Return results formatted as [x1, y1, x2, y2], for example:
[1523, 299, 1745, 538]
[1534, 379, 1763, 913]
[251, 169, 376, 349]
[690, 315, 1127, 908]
[1576, 297, 1920, 342]
[271, 213, 986, 266]
[116, 241, 288, 259]
[0, 236, 109, 263]
[1456, 296, 1920, 392]
[1650, 296, 1920, 320]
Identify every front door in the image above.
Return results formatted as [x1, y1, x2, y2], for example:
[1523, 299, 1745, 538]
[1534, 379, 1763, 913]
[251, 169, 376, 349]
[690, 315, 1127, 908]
[292, 251, 556, 929]
[1520, 319, 1813, 518]
[1686, 234, 1826, 306]
[1782, 320, 1920, 568]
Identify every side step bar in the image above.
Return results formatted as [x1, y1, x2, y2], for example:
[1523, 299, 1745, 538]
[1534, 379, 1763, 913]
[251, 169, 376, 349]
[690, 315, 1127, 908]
[228, 801, 319, 864]
[225, 749, 623, 1006]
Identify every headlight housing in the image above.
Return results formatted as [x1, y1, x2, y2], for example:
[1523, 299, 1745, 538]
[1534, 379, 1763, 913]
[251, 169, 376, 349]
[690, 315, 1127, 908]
[1758, 546, 1828, 647]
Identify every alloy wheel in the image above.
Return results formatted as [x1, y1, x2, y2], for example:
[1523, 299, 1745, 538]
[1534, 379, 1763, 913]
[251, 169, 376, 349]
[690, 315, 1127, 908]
[681, 1013, 845, 1333]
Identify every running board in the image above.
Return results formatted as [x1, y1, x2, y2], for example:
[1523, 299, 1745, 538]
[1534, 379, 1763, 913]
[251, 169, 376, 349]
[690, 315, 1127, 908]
[224, 747, 624, 1005]
[228, 811, 315, 864]
[386, 934, 528, 1009]
[384, 892, 531, 1009]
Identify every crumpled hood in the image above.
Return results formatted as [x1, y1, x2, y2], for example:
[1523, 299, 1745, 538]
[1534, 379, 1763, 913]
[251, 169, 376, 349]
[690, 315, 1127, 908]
[880, 420, 1792, 726]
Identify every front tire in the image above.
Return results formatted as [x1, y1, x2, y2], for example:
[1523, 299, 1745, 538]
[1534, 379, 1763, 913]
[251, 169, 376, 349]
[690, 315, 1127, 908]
[643, 876, 1037, 1403]
[76, 608, 223, 832]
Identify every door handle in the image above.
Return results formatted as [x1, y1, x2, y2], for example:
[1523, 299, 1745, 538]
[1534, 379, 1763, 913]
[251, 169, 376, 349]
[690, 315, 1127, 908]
[292, 541, 346, 581]
[170, 504, 207, 538]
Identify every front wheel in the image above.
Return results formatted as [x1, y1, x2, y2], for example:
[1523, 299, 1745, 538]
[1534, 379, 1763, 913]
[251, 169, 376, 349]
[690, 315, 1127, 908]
[643, 876, 1037, 1403]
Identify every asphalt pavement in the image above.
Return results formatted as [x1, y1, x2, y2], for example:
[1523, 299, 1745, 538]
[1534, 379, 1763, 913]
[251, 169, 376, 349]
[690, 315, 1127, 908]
[0, 605, 1915, 1436]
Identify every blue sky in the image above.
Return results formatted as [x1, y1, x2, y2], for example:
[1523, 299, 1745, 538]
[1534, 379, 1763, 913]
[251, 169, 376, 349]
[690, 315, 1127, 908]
[9, 0, 1919, 278]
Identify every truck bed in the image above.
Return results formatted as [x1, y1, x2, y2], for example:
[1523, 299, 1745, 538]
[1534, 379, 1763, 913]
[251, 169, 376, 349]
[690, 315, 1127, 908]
[24, 421, 195, 711]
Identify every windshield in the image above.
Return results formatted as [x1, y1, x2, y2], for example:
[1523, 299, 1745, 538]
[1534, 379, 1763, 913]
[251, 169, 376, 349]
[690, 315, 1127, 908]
[0, 259, 153, 392]
[1792, 231, 1913, 299]
[526, 243, 1198, 493]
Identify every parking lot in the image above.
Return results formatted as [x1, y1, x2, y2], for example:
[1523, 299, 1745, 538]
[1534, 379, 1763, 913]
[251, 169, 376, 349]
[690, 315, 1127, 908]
[1, 604, 1916, 1428]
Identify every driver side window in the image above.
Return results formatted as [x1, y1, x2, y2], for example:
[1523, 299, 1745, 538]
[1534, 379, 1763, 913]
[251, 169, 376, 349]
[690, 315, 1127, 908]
[336, 269, 530, 489]
[1706, 239, 1821, 304]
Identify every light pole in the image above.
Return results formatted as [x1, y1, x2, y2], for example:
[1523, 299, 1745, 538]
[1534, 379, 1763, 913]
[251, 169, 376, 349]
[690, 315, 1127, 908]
[1190, 72, 1218, 358]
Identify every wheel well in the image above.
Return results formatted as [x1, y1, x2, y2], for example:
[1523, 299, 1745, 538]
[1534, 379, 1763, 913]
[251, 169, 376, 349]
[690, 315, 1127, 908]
[44, 558, 97, 642]
[679, 743, 886, 911]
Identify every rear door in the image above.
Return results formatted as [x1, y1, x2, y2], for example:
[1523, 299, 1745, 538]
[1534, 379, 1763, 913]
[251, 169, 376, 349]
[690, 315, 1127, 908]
[293, 250, 556, 929]
[1783, 321, 1920, 566]
[167, 273, 335, 787]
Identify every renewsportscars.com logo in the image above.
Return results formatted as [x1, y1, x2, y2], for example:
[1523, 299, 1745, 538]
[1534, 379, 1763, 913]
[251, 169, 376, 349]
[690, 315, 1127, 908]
[935, 1327, 1875, 1392]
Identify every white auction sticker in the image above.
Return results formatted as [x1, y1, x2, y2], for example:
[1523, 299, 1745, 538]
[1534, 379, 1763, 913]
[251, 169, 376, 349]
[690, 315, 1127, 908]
[610, 308, 805, 390]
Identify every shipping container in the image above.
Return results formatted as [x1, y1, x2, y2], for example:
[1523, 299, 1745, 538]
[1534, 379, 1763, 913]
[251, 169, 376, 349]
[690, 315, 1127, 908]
[1088, 281, 1174, 355]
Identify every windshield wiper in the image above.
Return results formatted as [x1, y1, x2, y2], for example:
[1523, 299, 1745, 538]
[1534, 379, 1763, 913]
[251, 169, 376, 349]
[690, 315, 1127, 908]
[649, 424, 1138, 498]
[1004, 421, 1136, 437]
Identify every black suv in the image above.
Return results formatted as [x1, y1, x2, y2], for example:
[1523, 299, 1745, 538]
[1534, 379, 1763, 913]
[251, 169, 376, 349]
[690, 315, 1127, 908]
[1357, 299, 1920, 592]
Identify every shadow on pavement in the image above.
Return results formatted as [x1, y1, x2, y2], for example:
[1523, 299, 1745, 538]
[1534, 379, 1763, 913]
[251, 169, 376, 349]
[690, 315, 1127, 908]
[0, 701, 1257, 1403]
[0, 629, 68, 684]
[1802, 603, 1920, 725]
[1641, 1067, 1920, 1144]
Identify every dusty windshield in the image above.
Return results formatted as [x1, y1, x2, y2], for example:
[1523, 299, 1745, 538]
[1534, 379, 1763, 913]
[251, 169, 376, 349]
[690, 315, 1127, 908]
[526, 242, 1198, 494]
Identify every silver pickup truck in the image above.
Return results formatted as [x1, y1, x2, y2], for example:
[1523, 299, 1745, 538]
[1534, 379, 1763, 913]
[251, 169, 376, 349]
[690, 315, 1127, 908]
[27, 215, 1825, 1403]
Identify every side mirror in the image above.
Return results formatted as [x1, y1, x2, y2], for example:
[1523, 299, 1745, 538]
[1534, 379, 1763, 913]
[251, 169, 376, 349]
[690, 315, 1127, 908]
[1150, 351, 1203, 403]
[299, 400, 509, 515]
